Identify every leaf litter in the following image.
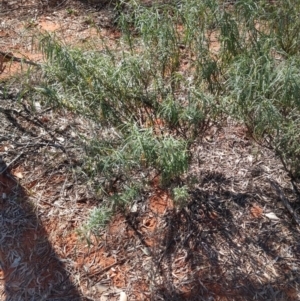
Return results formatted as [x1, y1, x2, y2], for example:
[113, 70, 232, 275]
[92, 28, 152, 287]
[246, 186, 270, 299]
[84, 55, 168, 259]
[0, 0, 300, 300]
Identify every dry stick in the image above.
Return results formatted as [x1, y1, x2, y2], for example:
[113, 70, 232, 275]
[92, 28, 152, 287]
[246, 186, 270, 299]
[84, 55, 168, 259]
[82, 259, 126, 280]
[0, 51, 41, 67]
[269, 179, 300, 226]
[0, 153, 23, 175]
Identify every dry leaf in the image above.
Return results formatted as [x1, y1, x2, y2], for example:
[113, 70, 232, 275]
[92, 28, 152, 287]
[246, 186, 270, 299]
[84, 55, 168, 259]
[204, 135, 213, 142]
[93, 284, 109, 294]
[265, 212, 280, 220]
[250, 204, 263, 218]
[13, 171, 23, 179]
[39, 116, 50, 123]
[209, 211, 218, 219]
[34, 101, 41, 111]
[119, 292, 127, 301]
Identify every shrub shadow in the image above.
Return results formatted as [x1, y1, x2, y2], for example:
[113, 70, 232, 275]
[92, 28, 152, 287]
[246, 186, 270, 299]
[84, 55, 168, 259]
[149, 171, 300, 300]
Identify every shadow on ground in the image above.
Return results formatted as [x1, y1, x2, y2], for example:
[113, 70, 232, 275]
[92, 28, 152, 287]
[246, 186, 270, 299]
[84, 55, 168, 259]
[0, 159, 83, 301]
[127, 170, 300, 301]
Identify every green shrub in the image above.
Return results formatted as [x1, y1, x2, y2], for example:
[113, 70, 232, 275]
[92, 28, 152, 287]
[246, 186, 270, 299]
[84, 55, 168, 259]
[172, 185, 190, 209]
[35, 0, 300, 231]
[87, 207, 112, 232]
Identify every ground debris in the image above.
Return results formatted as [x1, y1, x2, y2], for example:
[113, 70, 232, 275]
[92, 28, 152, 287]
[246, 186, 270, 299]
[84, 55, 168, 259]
[0, 1, 300, 300]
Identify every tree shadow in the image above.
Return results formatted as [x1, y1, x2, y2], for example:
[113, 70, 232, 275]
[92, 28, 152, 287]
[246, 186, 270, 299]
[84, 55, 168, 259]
[0, 159, 83, 301]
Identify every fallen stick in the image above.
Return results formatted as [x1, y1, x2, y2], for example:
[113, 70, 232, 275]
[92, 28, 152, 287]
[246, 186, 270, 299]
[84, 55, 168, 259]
[83, 258, 126, 279]
[269, 179, 300, 226]
[0, 51, 41, 67]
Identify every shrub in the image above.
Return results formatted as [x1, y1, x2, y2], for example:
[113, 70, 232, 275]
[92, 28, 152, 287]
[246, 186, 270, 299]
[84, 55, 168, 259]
[35, 0, 300, 230]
